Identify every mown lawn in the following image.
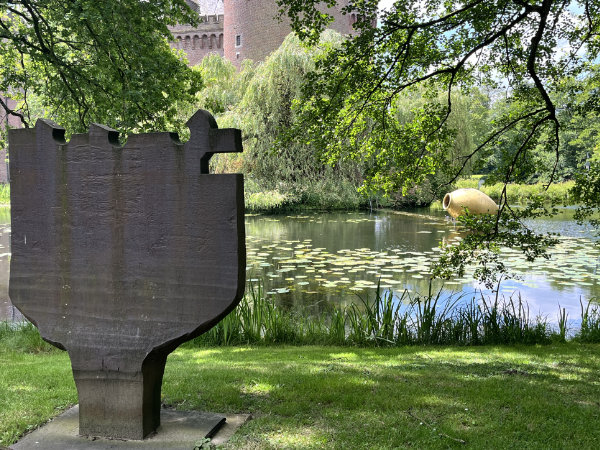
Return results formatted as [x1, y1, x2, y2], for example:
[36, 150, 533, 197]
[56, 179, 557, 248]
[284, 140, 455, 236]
[2, 345, 600, 448]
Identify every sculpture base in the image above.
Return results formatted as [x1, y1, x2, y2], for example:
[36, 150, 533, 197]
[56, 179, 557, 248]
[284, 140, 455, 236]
[10, 405, 251, 449]
[72, 353, 167, 440]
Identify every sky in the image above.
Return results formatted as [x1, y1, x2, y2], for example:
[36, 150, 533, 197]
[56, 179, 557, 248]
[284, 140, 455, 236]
[378, 0, 395, 12]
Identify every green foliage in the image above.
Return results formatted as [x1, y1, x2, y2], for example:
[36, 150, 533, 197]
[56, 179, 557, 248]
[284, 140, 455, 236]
[3, 344, 600, 448]
[386, 87, 491, 205]
[0, 322, 56, 353]
[571, 161, 600, 242]
[433, 205, 559, 287]
[278, 0, 588, 192]
[186, 282, 594, 347]
[244, 179, 290, 212]
[0, 184, 9, 205]
[192, 53, 251, 116]
[243, 176, 363, 212]
[194, 33, 366, 211]
[233, 32, 350, 191]
[0, 0, 203, 139]
[455, 178, 576, 205]
[276, 0, 600, 280]
[577, 299, 600, 343]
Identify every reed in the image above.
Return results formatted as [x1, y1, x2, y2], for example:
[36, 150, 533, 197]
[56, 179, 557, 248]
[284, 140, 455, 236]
[327, 306, 346, 345]
[4, 284, 598, 348]
[557, 305, 568, 343]
[454, 178, 576, 205]
[577, 298, 600, 342]
[185, 281, 584, 347]
[411, 285, 460, 344]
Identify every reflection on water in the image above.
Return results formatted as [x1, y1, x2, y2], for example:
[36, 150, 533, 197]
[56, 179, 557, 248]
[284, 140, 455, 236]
[245, 209, 600, 321]
[2, 208, 598, 323]
[0, 208, 22, 321]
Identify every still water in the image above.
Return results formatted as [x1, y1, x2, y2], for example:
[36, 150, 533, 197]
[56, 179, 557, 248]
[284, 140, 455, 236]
[0, 209, 16, 321]
[245, 209, 600, 322]
[1, 208, 598, 322]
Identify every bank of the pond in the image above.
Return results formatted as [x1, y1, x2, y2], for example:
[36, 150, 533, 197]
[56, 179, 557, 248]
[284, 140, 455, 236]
[245, 178, 582, 212]
[243, 178, 369, 213]
[0, 178, 582, 211]
[1, 336, 599, 448]
[0, 182, 365, 213]
[454, 178, 577, 205]
[188, 286, 600, 347]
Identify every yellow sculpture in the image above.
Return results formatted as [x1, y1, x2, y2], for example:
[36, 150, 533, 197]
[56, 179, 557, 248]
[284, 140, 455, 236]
[443, 188, 498, 218]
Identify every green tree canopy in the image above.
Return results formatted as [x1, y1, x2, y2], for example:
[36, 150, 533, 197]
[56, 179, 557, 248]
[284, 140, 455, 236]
[279, 0, 600, 191]
[0, 0, 202, 137]
[193, 32, 366, 210]
[276, 0, 600, 283]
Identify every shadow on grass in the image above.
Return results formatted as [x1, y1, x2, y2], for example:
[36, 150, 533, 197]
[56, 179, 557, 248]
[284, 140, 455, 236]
[163, 345, 600, 448]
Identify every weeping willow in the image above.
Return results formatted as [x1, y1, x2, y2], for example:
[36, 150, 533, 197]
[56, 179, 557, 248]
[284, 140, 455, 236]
[196, 31, 362, 208]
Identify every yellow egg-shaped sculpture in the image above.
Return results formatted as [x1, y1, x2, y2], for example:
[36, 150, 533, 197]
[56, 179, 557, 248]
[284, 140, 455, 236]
[442, 188, 498, 218]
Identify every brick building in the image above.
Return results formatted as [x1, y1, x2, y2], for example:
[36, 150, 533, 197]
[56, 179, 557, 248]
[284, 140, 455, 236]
[170, 0, 225, 65]
[170, 0, 357, 68]
[1, 0, 357, 179]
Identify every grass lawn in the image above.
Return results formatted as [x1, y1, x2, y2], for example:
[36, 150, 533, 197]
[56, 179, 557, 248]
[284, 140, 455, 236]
[2, 344, 600, 448]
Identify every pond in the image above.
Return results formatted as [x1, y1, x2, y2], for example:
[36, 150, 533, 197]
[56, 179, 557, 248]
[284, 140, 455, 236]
[1, 208, 598, 323]
[0, 209, 15, 321]
[245, 208, 600, 323]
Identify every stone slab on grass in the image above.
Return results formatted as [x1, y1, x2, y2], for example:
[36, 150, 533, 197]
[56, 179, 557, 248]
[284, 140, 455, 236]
[11, 405, 250, 449]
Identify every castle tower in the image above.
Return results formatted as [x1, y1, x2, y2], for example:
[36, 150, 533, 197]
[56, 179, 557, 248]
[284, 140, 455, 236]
[169, 0, 225, 65]
[224, 0, 356, 68]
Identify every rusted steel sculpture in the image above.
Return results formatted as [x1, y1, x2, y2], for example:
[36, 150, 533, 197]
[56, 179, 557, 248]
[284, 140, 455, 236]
[9, 110, 245, 440]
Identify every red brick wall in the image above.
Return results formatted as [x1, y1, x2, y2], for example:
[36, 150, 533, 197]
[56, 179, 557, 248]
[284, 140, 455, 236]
[224, 0, 356, 69]
[0, 149, 8, 184]
[1, 96, 22, 129]
[170, 14, 225, 66]
[224, 0, 290, 68]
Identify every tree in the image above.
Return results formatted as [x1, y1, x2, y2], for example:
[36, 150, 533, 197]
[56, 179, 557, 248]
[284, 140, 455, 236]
[277, 0, 600, 283]
[193, 33, 365, 210]
[0, 0, 202, 141]
[384, 85, 490, 207]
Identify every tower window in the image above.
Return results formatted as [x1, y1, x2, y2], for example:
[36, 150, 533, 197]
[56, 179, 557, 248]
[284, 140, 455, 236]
[235, 35, 242, 47]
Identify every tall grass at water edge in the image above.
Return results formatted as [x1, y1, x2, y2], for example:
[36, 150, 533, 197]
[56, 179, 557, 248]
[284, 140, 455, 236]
[3, 284, 599, 352]
[190, 282, 600, 347]
[454, 178, 575, 205]
[244, 178, 365, 213]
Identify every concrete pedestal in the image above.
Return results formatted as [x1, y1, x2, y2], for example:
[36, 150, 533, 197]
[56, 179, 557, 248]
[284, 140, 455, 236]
[11, 405, 251, 450]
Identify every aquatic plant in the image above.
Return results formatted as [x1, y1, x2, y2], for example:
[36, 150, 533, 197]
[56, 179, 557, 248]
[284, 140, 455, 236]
[244, 217, 600, 314]
[557, 305, 568, 343]
[4, 284, 597, 348]
[577, 298, 600, 343]
[185, 282, 596, 347]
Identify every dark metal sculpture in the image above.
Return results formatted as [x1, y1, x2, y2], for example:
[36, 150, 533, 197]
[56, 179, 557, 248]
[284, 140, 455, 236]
[8, 110, 245, 440]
